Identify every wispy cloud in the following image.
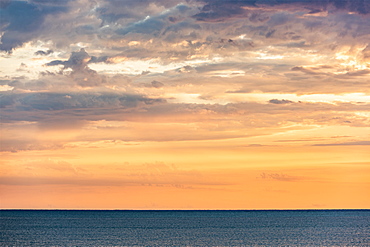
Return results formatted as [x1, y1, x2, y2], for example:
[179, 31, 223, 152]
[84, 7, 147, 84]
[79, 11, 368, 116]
[260, 172, 305, 182]
[313, 141, 370, 146]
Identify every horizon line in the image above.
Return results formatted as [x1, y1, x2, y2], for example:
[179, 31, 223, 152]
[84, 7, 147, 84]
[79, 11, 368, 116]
[1, 208, 369, 211]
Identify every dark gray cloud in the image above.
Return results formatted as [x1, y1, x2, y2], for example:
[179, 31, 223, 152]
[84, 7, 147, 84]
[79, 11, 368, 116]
[97, 0, 183, 24]
[116, 16, 166, 36]
[29, 0, 73, 5]
[115, 3, 194, 36]
[47, 49, 110, 68]
[0, 0, 11, 8]
[147, 80, 164, 88]
[1, 93, 368, 151]
[193, 0, 248, 22]
[0, 0, 68, 51]
[46, 48, 93, 70]
[1, 0, 369, 60]
[34, 49, 53, 56]
[0, 92, 165, 113]
[46, 49, 110, 87]
[269, 99, 294, 104]
[0, 89, 170, 136]
[194, 0, 370, 23]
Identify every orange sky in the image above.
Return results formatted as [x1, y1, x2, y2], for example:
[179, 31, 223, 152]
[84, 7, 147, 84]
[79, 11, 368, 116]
[1, 0, 370, 209]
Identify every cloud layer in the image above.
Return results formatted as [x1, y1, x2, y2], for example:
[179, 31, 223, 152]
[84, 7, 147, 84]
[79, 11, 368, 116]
[1, 0, 370, 209]
[1, 0, 369, 148]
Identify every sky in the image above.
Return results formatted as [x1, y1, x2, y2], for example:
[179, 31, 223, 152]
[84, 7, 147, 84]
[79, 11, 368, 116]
[0, 0, 369, 209]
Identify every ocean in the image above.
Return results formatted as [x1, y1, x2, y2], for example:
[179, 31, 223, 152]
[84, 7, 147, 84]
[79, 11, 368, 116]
[0, 210, 369, 246]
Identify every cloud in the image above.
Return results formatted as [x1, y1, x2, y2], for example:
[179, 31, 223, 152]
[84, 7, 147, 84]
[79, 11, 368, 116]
[2, 89, 369, 128]
[260, 172, 304, 182]
[0, 175, 224, 188]
[0, 0, 68, 51]
[0, 176, 127, 186]
[148, 80, 164, 88]
[194, 0, 370, 23]
[34, 49, 53, 56]
[193, 1, 248, 22]
[313, 141, 370, 146]
[97, 0, 183, 24]
[0, 161, 227, 188]
[46, 48, 109, 87]
[46, 48, 94, 71]
[0, 0, 10, 8]
[0, 0, 369, 152]
[291, 66, 328, 76]
[1, 91, 166, 113]
[0, 139, 65, 153]
[114, 2, 198, 43]
[269, 99, 294, 104]
[116, 16, 166, 36]
[24, 159, 84, 174]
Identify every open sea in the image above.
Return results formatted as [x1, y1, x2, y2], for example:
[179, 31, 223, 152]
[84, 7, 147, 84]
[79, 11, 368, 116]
[0, 210, 369, 246]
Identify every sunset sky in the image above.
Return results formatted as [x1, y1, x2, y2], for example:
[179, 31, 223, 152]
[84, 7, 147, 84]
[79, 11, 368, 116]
[1, 0, 370, 209]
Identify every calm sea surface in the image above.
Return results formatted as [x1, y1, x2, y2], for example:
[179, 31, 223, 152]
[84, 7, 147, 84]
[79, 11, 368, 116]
[0, 210, 369, 246]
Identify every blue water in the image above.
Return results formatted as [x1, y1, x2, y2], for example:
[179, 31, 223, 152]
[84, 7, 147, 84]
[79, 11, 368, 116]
[0, 210, 369, 246]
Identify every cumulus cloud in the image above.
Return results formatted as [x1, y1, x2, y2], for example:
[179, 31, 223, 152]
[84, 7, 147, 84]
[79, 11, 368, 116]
[45, 48, 109, 87]
[46, 48, 93, 70]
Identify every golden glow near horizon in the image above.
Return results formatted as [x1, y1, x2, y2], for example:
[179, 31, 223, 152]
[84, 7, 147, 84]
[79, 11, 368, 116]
[1, 0, 369, 209]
